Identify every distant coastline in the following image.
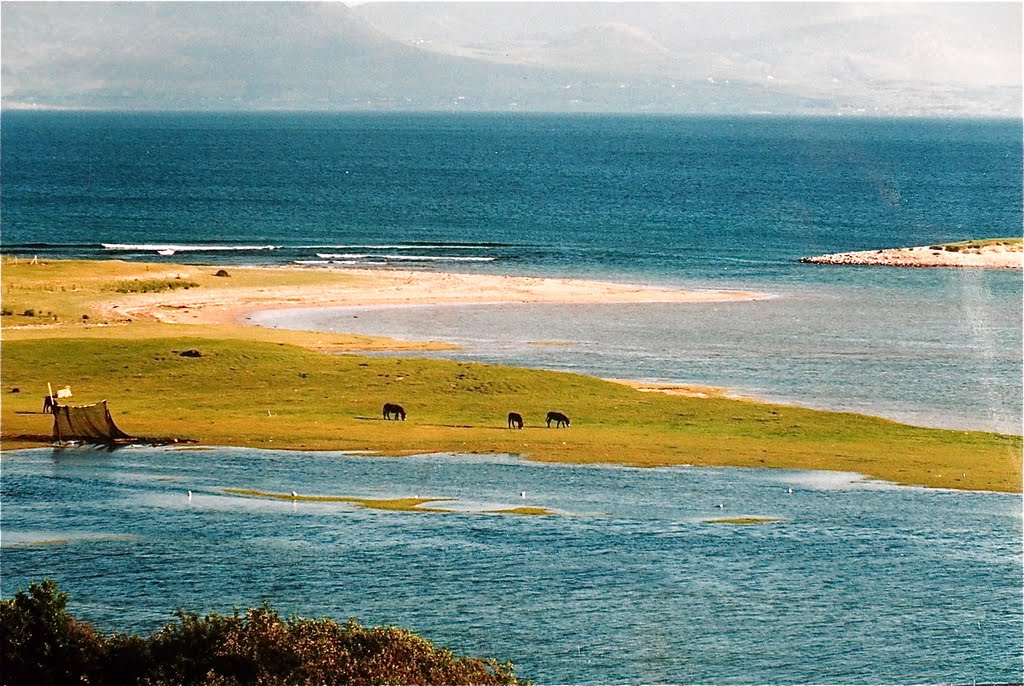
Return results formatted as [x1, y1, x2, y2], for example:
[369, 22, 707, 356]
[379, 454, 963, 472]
[801, 237, 1022, 269]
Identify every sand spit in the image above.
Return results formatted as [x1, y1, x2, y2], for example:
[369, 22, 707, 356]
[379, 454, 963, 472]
[98, 268, 771, 326]
[607, 379, 758, 402]
[801, 242, 1022, 269]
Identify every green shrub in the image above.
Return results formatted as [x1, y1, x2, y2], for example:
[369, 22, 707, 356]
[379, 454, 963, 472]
[110, 279, 201, 294]
[0, 581, 525, 686]
[0, 579, 103, 686]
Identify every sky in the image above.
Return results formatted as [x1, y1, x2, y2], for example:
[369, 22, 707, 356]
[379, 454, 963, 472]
[1, 2, 1020, 116]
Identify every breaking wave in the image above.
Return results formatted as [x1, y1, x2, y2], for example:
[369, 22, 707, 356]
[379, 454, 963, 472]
[102, 243, 279, 254]
[315, 253, 495, 262]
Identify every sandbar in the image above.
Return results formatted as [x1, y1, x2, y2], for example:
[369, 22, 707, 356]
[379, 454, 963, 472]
[95, 267, 771, 327]
[801, 240, 1022, 269]
[608, 379, 757, 401]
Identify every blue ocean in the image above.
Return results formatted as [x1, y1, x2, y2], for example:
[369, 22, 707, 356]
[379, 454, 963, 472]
[2, 112, 1022, 683]
[2, 112, 1021, 432]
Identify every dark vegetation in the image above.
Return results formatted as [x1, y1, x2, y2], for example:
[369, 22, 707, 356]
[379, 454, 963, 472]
[929, 237, 1022, 252]
[0, 580, 525, 686]
[111, 279, 200, 294]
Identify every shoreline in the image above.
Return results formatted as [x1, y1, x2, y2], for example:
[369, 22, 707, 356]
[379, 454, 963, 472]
[801, 239, 1022, 269]
[606, 379, 760, 402]
[1, 442, 1015, 496]
[92, 267, 771, 327]
[2, 259, 1020, 492]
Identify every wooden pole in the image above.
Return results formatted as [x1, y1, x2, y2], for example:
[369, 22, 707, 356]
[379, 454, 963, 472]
[47, 382, 60, 443]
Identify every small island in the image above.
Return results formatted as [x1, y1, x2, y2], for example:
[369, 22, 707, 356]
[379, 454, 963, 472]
[801, 237, 1022, 269]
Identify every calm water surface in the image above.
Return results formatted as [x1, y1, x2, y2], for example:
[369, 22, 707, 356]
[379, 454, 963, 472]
[2, 113, 1022, 683]
[6, 113, 1018, 433]
[253, 266, 1022, 434]
[2, 446, 1020, 684]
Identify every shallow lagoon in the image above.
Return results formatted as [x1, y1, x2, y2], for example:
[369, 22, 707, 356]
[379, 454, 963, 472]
[2, 446, 1020, 684]
[252, 268, 1023, 436]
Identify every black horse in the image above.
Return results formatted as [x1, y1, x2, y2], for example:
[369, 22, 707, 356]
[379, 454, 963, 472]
[545, 411, 570, 428]
[507, 412, 524, 429]
[382, 403, 406, 421]
[42, 395, 57, 414]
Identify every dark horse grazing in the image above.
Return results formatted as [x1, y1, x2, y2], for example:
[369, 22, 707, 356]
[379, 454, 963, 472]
[507, 412, 524, 429]
[382, 403, 406, 421]
[545, 411, 570, 428]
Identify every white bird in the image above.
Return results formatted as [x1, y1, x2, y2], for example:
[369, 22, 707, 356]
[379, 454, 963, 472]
[520, 491, 526, 499]
[717, 503, 724, 509]
[187, 490, 192, 502]
[291, 491, 298, 498]
[787, 488, 793, 494]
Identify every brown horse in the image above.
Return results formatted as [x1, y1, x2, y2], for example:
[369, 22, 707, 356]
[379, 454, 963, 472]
[545, 411, 570, 428]
[382, 403, 406, 420]
[507, 412, 524, 429]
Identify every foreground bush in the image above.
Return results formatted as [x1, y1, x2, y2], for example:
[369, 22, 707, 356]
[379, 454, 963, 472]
[0, 580, 524, 685]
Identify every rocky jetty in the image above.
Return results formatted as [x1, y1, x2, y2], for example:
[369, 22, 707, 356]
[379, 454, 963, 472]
[801, 240, 1022, 269]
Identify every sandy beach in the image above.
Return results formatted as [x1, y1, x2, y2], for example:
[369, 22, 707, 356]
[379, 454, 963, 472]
[801, 241, 1022, 269]
[95, 267, 771, 327]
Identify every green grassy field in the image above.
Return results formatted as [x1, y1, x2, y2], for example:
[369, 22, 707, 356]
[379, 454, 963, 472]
[222, 488, 555, 515]
[2, 258, 1020, 492]
[2, 336, 1019, 492]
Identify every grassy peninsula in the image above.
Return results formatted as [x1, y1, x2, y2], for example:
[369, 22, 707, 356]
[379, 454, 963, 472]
[2, 259, 1020, 493]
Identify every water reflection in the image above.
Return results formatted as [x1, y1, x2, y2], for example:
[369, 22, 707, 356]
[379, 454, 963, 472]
[2, 446, 1020, 684]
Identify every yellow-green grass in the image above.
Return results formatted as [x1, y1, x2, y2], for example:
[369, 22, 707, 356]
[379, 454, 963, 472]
[6, 534, 137, 548]
[224, 488, 449, 512]
[6, 539, 75, 548]
[0, 258, 451, 352]
[223, 488, 556, 515]
[2, 336, 1020, 492]
[490, 507, 555, 516]
[930, 237, 1023, 252]
[706, 517, 782, 525]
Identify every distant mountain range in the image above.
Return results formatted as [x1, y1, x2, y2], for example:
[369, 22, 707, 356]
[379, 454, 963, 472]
[1, 2, 1019, 116]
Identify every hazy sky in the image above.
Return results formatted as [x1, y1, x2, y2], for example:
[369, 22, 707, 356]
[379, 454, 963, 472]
[1, 2, 1020, 115]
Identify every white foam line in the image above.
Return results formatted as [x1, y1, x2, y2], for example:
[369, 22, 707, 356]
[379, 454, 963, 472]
[103, 243, 279, 252]
[315, 253, 495, 262]
[385, 255, 497, 262]
[297, 244, 506, 251]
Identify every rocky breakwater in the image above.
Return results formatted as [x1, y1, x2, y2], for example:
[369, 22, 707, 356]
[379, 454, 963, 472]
[801, 239, 1023, 269]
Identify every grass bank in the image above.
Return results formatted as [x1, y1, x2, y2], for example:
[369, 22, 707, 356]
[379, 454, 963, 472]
[930, 237, 1022, 251]
[2, 336, 1019, 492]
[222, 488, 556, 515]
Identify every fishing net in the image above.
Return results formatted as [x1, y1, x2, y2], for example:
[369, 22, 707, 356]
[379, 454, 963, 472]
[52, 400, 132, 442]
